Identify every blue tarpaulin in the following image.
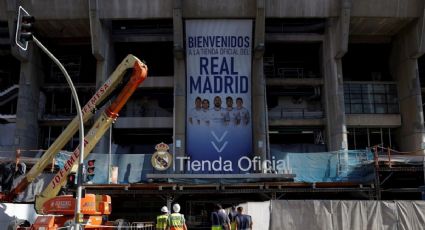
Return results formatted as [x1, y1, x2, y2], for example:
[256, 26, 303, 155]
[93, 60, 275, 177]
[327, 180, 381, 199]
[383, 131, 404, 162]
[270, 148, 375, 183]
[54, 148, 375, 184]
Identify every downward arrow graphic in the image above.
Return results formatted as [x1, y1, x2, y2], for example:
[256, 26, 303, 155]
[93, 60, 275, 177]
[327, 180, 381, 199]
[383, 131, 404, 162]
[211, 141, 228, 152]
[211, 130, 228, 153]
[211, 130, 228, 141]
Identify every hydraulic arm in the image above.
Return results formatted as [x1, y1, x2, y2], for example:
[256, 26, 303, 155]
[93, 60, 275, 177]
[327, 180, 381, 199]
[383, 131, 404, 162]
[0, 54, 145, 202]
[35, 59, 147, 213]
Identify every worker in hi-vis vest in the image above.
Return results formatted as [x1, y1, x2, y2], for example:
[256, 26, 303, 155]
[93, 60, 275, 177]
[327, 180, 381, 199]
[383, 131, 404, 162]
[228, 206, 238, 230]
[156, 206, 170, 230]
[167, 203, 188, 230]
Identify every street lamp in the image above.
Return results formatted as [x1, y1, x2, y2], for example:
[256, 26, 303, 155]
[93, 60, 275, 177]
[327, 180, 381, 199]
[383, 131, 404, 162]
[16, 6, 85, 229]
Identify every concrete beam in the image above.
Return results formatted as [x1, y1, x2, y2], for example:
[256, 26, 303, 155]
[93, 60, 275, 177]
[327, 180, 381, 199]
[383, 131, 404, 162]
[183, 0, 256, 18]
[139, 76, 174, 88]
[334, 0, 351, 59]
[346, 114, 401, 127]
[113, 35, 173, 43]
[265, 34, 324, 43]
[407, 2, 425, 58]
[266, 0, 339, 17]
[0, 0, 7, 20]
[16, 0, 89, 19]
[269, 119, 325, 127]
[114, 117, 173, 129]
[98, 0, 173, 19]
[89, 0, 105, 61]
[266, 78, 323, 86]
[351, 0, 421, 18]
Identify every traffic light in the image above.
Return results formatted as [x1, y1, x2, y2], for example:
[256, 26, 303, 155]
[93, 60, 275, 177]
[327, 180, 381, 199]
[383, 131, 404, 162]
[15, 6, 35, 50]
[66, 173, 76, 189]
[86, 159, 95, 183]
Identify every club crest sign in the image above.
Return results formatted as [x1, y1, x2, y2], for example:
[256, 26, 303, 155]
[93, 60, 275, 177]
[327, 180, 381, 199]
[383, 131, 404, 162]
[151, 142, 172, 171]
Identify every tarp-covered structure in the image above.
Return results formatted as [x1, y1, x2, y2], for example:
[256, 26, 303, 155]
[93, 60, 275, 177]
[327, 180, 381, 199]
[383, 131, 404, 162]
[10, 149, 376, 201]
[239, 200, 425, 230]
[7, 148, 420, 202]
[2, 200, 425, 229]
[55, 149, 376, 184]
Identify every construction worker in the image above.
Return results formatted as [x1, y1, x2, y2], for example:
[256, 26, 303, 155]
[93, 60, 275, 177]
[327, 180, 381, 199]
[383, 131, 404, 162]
[156, 206, 169, 230]
[235, 207, 252, 230]
[228, 206, 238, 230]
[167, 203, 187, 230]
[211, 203, 230, 230]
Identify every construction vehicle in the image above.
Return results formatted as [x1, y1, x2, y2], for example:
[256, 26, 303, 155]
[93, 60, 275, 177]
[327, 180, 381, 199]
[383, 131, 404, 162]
[1, 54, 148, 229]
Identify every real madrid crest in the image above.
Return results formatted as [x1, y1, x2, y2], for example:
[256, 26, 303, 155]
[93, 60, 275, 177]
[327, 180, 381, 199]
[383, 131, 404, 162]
[151, 142, 172, 171]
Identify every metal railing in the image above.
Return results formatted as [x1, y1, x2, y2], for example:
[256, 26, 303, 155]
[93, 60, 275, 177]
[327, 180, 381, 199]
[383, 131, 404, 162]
[268, 107, 324, 119]
[121, 107, 173, 117]
[53, 221, 155, 230]
[131, 222, 155, 230]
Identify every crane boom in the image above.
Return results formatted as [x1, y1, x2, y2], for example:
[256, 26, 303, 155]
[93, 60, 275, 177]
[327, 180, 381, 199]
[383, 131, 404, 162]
[0, 54, 144, 202]
[35, 59, 147, 214]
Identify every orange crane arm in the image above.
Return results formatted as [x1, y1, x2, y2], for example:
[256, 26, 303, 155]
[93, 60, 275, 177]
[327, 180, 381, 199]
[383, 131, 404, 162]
[0, 55, 143, 202]
[35, 60, 147, 214]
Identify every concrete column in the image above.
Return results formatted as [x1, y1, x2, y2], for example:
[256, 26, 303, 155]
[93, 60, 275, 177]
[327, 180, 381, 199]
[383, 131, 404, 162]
[321, 0, 351, 151]
[6, 1, 42, 150]
[89, 0, 115, 154]
[322, 18, 348, 151]
[390, 12, 425, 154]
[11, 46, 43, 150]
[252, 0, 267, 163]
[173, 0, 186, 172]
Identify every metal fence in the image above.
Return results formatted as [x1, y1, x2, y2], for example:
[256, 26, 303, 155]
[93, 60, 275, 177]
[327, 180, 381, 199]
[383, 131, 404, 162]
[268, 107, 324, 119]
[130, 222, 155, 230]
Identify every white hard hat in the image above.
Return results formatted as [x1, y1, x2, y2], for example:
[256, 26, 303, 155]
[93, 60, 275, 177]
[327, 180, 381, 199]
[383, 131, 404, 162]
[161, 206, 168, 213]
[173, 203, 181, 213]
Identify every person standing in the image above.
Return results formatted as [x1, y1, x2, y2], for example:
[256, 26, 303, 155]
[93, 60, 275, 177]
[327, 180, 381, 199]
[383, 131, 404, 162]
[235, 207, 252, 230]
[210, 96, 226, 127]
[189, 96, 203, 125]
[200, 99, 211, 126]
[211, 204, 230, 230]
[228, 206, 238, 230]
[156, 206, 169, 230]
[235, 97, 250, 126]
[224, 97, 238, 126]
[167, 203, 188, 230]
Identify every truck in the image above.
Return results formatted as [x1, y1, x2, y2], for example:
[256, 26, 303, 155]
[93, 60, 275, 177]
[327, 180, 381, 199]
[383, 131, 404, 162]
[1, 54, 148, 230]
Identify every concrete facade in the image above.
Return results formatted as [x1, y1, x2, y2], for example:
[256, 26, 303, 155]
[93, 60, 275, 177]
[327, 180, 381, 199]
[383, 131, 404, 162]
[1, 0, 425, 155]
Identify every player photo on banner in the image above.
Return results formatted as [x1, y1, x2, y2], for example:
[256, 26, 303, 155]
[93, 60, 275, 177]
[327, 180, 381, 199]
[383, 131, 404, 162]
[186, 20, 253, 173]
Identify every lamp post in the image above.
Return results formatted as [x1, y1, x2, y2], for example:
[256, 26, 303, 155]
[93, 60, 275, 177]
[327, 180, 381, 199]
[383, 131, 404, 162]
[32, 37, 85, 229]
[15, 6, 86, 228]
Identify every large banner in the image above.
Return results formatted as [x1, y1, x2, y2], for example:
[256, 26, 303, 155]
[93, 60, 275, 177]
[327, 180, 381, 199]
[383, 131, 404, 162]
[185, 20, 253, 173]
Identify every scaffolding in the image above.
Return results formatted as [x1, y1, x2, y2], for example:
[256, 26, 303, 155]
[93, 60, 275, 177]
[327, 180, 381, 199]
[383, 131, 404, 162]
[2, 147, 423, 201]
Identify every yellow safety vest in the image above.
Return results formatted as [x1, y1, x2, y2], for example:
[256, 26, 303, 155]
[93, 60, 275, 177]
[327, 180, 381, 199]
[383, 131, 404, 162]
[230, 221, 237, 230]
[156, 214, 169, 230]
[168, 213, 185, 230]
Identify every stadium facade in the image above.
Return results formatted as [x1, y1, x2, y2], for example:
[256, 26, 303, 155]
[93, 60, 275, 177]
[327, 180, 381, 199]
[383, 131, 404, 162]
[1, 0, 425, 225]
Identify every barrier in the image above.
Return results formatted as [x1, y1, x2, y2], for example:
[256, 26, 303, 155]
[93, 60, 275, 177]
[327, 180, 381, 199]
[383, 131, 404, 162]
[131, 222, 154, 230]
